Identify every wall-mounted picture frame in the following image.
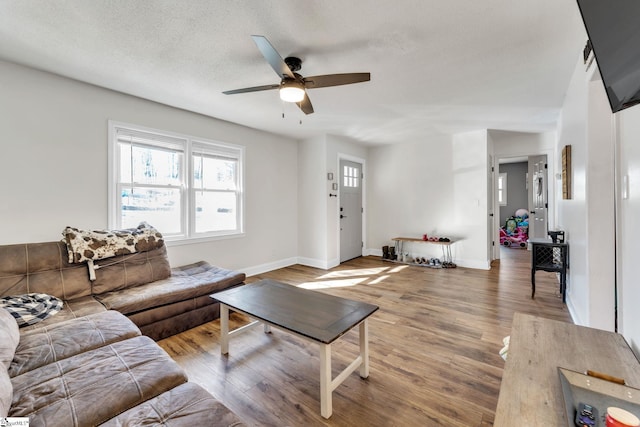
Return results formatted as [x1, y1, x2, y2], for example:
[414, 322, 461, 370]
[562, 145, 572, 199]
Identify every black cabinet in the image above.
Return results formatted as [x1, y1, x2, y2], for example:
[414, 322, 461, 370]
[530, 239, 569, 302]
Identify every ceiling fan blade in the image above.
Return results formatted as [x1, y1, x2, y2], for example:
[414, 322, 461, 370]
[222, 84, 280, 95]
[297, 94, 314, 115]
[251, 35, 295, 79]
[303, 73, 370, 89]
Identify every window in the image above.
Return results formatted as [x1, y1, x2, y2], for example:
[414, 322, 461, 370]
[343, 165, 360, 188]
[498, 173, 507, 206]
[108, 121, 244, 242]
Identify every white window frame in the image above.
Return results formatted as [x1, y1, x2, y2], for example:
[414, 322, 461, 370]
[108, 121, 244, 244]
[498, 173, 508, 206]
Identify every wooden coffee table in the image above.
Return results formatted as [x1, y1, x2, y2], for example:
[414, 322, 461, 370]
[210, 279, 379, 418]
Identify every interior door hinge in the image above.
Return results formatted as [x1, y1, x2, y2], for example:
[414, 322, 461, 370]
[492, 241, 495, 246]
[361, 241, 364, 248]
[544, 163, 548, 169]
[361, 207, 364, 213]
[491, 166, 494, 172]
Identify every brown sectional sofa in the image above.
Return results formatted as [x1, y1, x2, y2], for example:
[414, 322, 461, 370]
[1, 308, 245, 426]
[0, 238, 248, 425]
[0, 240, 245, 340]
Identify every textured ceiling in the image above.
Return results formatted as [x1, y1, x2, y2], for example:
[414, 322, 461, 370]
[0, 1, 586, 145]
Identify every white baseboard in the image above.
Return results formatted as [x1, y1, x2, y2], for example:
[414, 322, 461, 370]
[456, 258, 491, 270]
[243, 257, 298, 277]
[566, 295, 582, 326]
[297, 257, 330, 270]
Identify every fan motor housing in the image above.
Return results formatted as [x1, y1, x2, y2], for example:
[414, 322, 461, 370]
[284, 56, 302, 72]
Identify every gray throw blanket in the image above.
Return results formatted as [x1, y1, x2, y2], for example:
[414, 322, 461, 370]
[0, 293, 63, 327]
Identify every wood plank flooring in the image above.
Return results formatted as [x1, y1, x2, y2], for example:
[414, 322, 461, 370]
[159, 248, 571, 426]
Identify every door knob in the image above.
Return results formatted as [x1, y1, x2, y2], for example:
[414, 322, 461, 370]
[340, 215, 347, 219]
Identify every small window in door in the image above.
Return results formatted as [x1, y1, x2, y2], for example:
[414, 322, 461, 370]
[343, 165, 359, 188]
[498, 173, 507, 206]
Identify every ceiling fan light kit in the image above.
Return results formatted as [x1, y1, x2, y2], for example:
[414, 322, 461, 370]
[279, 79, 306, 102]
[223, 35, 370, 115]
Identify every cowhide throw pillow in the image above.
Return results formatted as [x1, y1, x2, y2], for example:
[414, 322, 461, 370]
[62, 221, 164, 263]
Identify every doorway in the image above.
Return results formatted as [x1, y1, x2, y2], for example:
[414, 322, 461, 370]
[494, 155, 548, 255]
[339, 159, 363, 263]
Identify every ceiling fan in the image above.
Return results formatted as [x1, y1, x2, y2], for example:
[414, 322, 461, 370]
[223, 35, 370, 115]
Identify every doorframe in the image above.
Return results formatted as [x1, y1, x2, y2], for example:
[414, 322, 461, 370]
[492, 149, 555, 261]
[337, 153, 367, 264]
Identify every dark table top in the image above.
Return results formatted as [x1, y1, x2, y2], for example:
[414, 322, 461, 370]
[211, 279, 379, 344]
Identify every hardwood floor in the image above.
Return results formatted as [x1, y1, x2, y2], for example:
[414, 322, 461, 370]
[159, 248, 571, 426]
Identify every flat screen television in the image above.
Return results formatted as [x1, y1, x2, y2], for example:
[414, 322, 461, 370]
[576, 0, 640, 113]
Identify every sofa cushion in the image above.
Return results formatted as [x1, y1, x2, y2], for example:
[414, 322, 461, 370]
[18, 295, 106, 332]
[10, 335, 187, 426]
[0, 369, 12, 417]
[0, 241, 93, 300]
[91, 245, 172, 295]
[0, 308, 19, 369]
[94, 261, 245, 315]
[99, 382, 246, 426]
[10, 310, 141, 377]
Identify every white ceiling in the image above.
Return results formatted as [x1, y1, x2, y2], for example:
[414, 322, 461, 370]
[0, 1, 586, 146]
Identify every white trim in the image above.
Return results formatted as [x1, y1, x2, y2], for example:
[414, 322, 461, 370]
[108, 120, 244, 240]
[243, 257, 298, 277]
[297, 256, 331, 270]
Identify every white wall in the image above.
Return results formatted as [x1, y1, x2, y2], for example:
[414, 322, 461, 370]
[616, 102, 640, 354]
[367, 132, 489, 269]
[556, 56, 616, 331]
[0, 60, 299, 274]
[297, 135, 328, 268]
[452, 130, 490, 269]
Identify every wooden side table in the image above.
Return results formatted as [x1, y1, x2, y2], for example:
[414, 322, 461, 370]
[530, 238, 569, 302]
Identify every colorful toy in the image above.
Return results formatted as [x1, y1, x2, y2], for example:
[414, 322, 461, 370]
[500, 211, 529, 248]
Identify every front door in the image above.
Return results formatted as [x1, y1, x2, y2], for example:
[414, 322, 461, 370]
[528, 155, 548, 239]
[339, 160, 363, 263]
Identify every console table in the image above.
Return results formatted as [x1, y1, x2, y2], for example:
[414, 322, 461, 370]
[494, 313, 640, 426]
[530, 238, 569, 302]
[391, 237, 454, 265]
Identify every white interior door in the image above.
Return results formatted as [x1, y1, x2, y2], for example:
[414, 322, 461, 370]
[528, 155, 548, 239]
[339, 160, 363, 263]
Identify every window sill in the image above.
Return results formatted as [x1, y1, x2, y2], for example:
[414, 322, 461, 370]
[165, 232, 245, 247]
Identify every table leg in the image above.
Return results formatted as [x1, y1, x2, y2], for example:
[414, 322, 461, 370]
[320, 343, 332, 418]
[359, 320, 370, 378]
[531, 269, 536, 299]
[220, 304, 229, 355]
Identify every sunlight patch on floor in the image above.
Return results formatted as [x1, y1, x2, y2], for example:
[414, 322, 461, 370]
[388, 265, 409, 273]
[317, 267, 390, 279]
[367, 274, 390, 285]
[297, 277, 368, 289]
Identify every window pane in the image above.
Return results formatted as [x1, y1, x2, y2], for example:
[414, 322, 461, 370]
[194, 155, 237, 190]
[195, 191, 237, 233]
[120, 143, 182, 186]
[121, 187, 181, 233]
